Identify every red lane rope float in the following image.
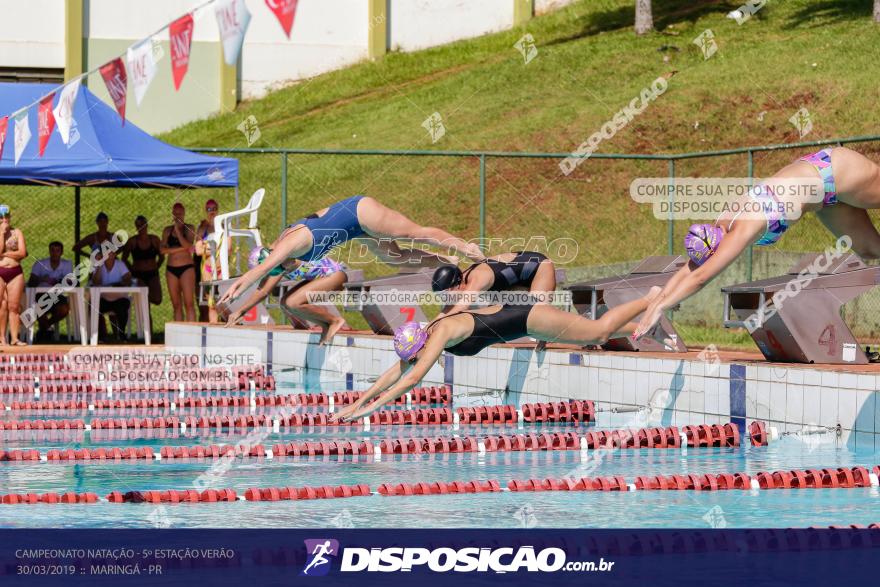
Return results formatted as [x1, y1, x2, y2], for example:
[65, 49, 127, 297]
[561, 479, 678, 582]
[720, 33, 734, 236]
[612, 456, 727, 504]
[106, 489, 238, 503]
[1, 395, 299, 412]
[509, 466, 879, 493]
[244, 484, 371, 501]
[519, 400, 594, 423]
[378, 480, 500, 496]
[0, 449, 41, 461]
[1, 492, 98, 504]
[22, 422, 747, 463]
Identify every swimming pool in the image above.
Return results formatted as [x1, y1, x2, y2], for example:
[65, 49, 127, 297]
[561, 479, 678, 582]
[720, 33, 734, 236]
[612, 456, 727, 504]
[1, 355, 876, 530]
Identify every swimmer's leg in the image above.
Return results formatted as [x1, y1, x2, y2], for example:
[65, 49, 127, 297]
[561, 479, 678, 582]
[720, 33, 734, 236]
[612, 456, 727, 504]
[815, 203, 880, 259]
[528, 259, 557, 303]
[363, 238, 458, 269]
[527, 287, 664, 346]
[356, 196, 484, 261]
[281, 272, 347, 345]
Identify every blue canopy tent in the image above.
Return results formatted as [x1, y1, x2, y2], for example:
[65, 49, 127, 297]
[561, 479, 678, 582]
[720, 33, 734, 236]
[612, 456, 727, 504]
[0, 82, 237, 187]
[0, 82, 238, 256]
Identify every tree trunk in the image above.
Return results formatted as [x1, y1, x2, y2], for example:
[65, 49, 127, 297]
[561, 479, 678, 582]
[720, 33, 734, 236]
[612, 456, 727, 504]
[875, 0, 880, 22]
[635, 0, 653, 35]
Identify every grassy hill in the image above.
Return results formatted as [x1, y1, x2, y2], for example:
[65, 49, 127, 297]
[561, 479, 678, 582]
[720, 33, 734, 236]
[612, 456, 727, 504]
[10, 0, 880, 347]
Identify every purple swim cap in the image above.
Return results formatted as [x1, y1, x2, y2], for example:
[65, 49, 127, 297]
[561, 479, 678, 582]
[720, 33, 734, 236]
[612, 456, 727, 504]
[393, 322, 428, 361]
[684, 224, 723, 266]
[247, 246, 265, 270]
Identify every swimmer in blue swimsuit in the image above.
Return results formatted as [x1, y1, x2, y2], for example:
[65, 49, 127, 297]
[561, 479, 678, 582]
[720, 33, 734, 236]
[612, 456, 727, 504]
[633, 147, 880, 340]
[218, 195, 484, 334]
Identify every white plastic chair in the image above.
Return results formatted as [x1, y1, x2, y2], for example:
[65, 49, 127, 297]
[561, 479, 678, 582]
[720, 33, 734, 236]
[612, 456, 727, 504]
[211, 188, 265, 280]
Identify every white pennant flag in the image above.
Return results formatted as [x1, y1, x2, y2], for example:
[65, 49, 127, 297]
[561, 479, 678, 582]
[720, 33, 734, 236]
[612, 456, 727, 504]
[127, 39, 157, 106]
[52, 79, 81, 145]
[215, 0, 251, 65]
[13, 111, 31, 166]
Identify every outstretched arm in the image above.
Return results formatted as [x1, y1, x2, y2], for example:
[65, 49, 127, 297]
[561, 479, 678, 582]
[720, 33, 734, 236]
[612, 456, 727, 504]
[331, 360, 410, 422]
[344, 335, 447, 420]
[222, 273, 285, 326]
[217, 227, 307, 305]
[633, 225, 757, 339]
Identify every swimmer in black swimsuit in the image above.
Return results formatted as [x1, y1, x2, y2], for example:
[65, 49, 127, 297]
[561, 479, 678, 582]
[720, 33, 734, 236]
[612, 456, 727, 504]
[431, 251, 556, 316]
[432, 251, 556, 351]
[332, 286, 671, 421]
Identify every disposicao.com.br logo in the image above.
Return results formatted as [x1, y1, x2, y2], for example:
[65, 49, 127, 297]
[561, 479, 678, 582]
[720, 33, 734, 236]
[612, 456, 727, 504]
[301, 541, 615, 575]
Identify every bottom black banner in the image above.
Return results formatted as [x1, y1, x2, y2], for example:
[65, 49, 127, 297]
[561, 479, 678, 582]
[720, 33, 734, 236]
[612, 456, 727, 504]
[0, 529, 875, 586]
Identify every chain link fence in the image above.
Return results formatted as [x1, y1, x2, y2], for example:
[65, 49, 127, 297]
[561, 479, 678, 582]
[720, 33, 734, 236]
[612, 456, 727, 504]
[8, 136, 880, 344]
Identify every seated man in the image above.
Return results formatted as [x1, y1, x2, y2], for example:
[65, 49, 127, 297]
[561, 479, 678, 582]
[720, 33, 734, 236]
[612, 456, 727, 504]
[92, 246, 132, 342]
[27, 241, 73, 341]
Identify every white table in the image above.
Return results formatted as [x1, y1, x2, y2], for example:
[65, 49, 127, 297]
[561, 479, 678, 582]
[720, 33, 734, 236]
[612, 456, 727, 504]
[25, 286, 88, 345]
[88, 286, 150, 345]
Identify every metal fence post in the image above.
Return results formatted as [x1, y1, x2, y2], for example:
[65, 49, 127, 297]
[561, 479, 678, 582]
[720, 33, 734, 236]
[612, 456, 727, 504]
[74, 186, 81, 267]
[746, 150, 754, 281]
[479, 154, 486, 249]
[280, 152, 288, 233]
[667, 159, 675, 255]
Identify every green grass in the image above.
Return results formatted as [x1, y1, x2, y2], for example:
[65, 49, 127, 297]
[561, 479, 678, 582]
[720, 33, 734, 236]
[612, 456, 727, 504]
[10, 0, 880, 348]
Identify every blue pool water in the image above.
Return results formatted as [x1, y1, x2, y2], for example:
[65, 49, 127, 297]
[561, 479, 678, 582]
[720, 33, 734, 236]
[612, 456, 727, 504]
[1, 369, 878, 529]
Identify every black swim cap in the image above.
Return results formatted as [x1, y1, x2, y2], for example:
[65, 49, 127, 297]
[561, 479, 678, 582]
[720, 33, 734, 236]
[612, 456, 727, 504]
[432, 265, 463, 292]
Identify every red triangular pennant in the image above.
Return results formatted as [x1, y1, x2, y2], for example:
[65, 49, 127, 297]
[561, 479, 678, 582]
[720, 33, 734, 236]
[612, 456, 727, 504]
[99, 58, 128, 124]
[0, 116, 8, 161]
[265, 0, 298, 38]
[169, 13, 194, 91]
[37, 93, 56, 157]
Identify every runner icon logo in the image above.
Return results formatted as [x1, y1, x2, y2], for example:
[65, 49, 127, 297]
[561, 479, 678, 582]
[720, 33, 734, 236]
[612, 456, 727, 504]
[302, 539, 340, 577]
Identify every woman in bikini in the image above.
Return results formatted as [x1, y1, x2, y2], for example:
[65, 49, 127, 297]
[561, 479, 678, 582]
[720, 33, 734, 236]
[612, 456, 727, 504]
[0, 205, 27, 345]
[634, 147, 880, 340]
[218, 195, 485, 307]
[73, 212, 112, 259]
[332, 286, 667, 421]
[122, 216, 163, 333]
[161, 203, 196, 322]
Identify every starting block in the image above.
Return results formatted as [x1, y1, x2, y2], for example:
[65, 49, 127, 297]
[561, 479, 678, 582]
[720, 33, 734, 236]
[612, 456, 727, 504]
[200, 279, 273, 325]
[722, 252, 874, 364]
[565, 256, 688, 352]
[342, 268, 432, 335]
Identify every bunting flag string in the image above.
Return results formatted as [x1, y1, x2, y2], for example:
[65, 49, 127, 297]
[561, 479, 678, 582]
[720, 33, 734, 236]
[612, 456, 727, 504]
[265, 0, 299, 38]
[215, 0, 252, 66]
[100, 58, 128, 124]
[37, 93, 56, 157]
[13, 111, 30, 166]
[53, 78, 80, 145]
[0, 116, 8, 161]
[0, 0, 297, 164]
[169, 13, 195, 91]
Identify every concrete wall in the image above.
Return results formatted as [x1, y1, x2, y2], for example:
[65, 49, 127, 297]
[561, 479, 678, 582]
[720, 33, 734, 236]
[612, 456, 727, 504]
[167, 323, 880, 453]
[388, 0, 514, 52]
[240, 0, 369, 99]
[0, 0, 65, 69]
[2, 0, 578, 132]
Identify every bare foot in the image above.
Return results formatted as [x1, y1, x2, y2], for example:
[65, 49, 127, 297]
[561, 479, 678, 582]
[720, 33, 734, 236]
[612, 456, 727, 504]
[319, 318, 346, 345]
